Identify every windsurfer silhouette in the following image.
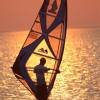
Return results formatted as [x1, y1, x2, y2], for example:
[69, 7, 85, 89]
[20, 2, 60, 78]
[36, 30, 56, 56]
[34, 58, 50, 100]
[34, 58, 60, 100]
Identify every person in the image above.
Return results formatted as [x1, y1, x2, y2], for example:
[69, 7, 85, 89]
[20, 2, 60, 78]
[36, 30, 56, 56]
[34, 58, 50, 100]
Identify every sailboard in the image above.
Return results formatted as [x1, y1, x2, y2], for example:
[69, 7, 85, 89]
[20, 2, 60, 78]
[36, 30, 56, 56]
[12, 0, 67, 99]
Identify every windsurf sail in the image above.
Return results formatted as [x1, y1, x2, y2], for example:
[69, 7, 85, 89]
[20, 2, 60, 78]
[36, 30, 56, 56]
[12, 0, 67, 99]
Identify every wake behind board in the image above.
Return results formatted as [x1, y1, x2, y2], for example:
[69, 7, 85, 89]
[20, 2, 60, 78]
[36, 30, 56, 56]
[12, 0, 67, 99]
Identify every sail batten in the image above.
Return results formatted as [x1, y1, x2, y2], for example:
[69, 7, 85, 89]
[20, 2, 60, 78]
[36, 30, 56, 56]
[40, 11, 57, 17]
[31, 30, 64, 41]
[33, 52, 59, 60]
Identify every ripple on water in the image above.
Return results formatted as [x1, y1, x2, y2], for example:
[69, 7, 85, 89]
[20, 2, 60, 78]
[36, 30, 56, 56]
[0, 29, 100, 99]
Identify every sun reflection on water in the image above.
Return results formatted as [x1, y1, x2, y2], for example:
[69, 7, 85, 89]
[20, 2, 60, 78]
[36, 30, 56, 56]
[0, 28, 100, 99]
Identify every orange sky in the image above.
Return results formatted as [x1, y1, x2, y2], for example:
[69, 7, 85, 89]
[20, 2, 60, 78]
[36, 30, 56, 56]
[0, 0, 100, 32]
[68, 0, 100, 28]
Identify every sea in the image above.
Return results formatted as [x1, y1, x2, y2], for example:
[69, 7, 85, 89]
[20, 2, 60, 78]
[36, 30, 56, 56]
[0, 28, 100, 100]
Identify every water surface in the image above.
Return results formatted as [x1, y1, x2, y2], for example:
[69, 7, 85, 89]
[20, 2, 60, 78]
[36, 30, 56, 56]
[0, 28, 100, 100]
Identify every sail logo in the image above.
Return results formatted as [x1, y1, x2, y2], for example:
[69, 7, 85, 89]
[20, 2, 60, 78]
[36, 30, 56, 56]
[38, 48, 48, 54]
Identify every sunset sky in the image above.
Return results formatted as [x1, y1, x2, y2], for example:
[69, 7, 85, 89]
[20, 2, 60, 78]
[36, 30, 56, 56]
[0, 0, 100, 32]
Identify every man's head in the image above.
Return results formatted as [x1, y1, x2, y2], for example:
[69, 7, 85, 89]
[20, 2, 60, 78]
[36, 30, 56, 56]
[40, 58, 46, 65]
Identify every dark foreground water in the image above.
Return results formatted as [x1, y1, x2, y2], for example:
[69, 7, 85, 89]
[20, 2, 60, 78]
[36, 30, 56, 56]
[0, 28, 100, 100]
